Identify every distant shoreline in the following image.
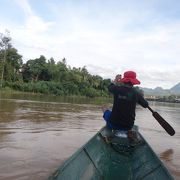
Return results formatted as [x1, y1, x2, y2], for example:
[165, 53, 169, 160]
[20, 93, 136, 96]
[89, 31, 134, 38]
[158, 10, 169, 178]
[1, 87, 180, 104]
[145, 98, 180, 104]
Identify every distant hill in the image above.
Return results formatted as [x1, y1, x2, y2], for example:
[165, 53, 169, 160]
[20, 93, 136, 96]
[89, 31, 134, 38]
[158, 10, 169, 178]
[141, 82, 180, 96]
[170, 82, 180, 94]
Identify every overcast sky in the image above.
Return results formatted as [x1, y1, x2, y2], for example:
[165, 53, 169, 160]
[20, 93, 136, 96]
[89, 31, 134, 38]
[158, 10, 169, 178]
[0, 0, 180, 89]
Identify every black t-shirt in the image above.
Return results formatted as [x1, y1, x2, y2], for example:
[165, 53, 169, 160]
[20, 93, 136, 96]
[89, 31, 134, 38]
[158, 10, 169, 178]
[108, 83, 148, 129]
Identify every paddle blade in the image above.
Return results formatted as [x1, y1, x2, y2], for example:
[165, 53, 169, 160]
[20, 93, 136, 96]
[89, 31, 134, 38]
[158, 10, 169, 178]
[152, 112, 175, 136]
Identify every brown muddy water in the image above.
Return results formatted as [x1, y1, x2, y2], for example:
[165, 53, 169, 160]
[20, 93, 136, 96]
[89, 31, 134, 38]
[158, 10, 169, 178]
[0, 92, 180, 180]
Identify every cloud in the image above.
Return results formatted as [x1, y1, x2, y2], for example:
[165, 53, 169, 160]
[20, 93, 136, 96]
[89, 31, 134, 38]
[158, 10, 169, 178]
[6, 0, 54, 59]
[14, 0, 33, 16]
[1, 0, 180, 88]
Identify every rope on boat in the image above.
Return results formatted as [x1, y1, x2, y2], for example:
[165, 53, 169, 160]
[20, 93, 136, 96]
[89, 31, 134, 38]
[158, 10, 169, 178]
[110, 143, 135, 155]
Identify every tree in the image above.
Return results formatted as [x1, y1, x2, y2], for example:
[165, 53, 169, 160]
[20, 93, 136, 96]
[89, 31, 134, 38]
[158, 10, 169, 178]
[0, 30, 11, 87]
[0, 30, 23, 85]
[5, 47, 23, 81]
[22, 55, 48, 82]
[0, 31, 112, 97]
[90, 75, 103, 89]
[53, 58, 68, 82]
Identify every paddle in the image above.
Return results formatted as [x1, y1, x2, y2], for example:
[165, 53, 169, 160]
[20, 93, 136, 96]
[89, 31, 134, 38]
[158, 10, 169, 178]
[147, 106, 175, 136]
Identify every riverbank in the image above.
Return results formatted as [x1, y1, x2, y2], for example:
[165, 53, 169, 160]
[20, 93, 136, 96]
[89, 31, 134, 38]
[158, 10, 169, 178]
[1, 79, 110, 98]
[0, 89, 112, 105]
[1, 87, 180, 105]
[146, 98, 180, 104]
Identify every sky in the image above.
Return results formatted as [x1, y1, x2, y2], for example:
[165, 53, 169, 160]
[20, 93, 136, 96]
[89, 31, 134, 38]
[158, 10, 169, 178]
[0, 0, 180, 89]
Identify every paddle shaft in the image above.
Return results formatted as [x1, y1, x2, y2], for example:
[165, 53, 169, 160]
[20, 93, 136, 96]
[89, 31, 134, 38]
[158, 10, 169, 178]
[147, 106, 175, 136]
[147, 106, 154, 113]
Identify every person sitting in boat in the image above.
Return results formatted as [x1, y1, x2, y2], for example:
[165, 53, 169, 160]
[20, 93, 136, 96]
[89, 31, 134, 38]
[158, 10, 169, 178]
[103, 70, 148, 131]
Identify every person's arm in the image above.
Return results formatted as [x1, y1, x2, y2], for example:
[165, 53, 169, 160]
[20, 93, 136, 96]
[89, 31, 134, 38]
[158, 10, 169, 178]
[137, 92, 149, 108]
[108, 83, 116, 94]
[108, 75, 121, 93]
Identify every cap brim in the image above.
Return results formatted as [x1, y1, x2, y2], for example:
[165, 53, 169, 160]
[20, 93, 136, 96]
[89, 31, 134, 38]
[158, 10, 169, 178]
[120, 78, 140, 85]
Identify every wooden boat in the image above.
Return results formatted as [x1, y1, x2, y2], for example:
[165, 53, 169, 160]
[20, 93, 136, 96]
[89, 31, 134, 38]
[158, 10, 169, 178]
[49, 126, 174, 180]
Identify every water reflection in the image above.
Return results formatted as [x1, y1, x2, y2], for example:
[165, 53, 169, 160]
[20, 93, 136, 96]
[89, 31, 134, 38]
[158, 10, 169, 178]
[160, 149, 180, 177]
[160, 149, 173, 162]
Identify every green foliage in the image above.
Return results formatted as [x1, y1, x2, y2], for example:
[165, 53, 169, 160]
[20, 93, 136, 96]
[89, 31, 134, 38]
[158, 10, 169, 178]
[22, 55, 48, 82]
[0, 31, 112, 97]
[4, 80, 108, 97]
[81, 87, 101, 98]
[0, 32, 22, 87]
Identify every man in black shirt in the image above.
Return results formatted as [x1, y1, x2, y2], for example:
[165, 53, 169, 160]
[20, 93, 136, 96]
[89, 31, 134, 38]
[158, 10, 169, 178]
[103, 71, 148, 131]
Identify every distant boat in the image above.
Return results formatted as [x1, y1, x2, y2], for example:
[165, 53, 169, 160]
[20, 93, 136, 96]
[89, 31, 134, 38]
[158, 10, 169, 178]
[49, 126, 174, 180]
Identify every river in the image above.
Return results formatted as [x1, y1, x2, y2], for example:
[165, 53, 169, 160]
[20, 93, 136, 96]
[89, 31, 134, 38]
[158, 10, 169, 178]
[0, 92, 179, 180]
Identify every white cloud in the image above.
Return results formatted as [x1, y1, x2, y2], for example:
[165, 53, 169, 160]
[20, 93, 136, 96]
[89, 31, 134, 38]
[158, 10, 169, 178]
[7, 0, 55, 59]
[25, 15, 54, 33]
[14, 0, 33, 16]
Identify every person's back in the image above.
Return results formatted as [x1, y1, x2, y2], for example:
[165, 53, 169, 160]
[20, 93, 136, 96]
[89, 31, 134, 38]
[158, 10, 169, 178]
[103, 71, 148, 131]
[108, 83, 148, 130]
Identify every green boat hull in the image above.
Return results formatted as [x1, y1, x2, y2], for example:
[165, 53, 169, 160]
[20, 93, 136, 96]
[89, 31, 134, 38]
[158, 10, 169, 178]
[49, 126, 174, 180]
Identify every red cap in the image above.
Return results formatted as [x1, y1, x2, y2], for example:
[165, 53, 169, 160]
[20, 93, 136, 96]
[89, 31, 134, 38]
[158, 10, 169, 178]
[120, 71, 140, 85]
